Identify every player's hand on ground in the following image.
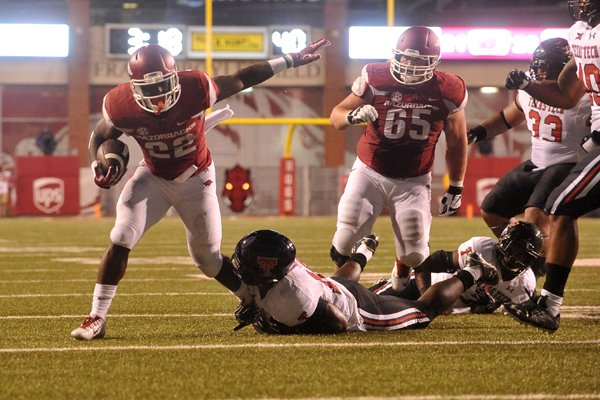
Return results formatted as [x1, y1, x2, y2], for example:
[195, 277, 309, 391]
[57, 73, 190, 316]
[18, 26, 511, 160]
[287, 38, 331, 67]
[347, 105, 378, 125]
[233, 299, 259, 331]
[439, 185, 462, 216]
[505, 69, 530, 90]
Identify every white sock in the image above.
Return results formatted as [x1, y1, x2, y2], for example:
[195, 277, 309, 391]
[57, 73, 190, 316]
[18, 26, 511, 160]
[90, 284, 117, 320]
[541, 289, 563, 317]
[463, 266, 482, 282]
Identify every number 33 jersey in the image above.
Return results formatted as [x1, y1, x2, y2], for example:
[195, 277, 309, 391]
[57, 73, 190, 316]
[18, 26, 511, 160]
[102, 70, 219, 181]
[517, 90, 590, 169]
[355, 63, 468, 179]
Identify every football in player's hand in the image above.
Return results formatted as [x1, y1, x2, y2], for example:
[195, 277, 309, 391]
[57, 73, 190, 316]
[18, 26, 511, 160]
[96, 139, 129, 174]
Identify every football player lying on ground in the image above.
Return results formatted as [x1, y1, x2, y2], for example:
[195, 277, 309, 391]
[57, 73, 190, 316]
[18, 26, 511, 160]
[369, 221, 545, 315]
[231, 230, 500, 334]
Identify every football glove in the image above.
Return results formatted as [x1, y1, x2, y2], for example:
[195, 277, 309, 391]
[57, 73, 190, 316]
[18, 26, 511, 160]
[347, 105, 378, 125]
[467, 286, 502, 314]
[285, 38, 331, 68]
[505, 69, 531, 90]
[233, 300, 259, 331]
[439, 185, 462, 216]
[91, 160, 125, 189]
[581, 130, 600, 153]
[467, 125, 487, 144]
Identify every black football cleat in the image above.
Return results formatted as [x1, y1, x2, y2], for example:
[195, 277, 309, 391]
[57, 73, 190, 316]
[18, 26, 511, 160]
[504, 296, 560, 333]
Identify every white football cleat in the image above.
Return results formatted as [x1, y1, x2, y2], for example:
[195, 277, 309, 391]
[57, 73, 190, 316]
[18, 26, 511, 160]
[71, 315, 106, 340]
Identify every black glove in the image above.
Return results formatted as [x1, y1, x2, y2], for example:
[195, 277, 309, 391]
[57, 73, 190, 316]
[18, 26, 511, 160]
[467, 285, 502, 314]
[505, 69, 531, 90]
[252, 312, 298, 335]
[233, 300, 259, 331]
[468, 125, 487, 144]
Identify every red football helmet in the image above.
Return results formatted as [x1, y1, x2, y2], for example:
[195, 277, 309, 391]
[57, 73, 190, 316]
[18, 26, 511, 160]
[127, 45, 181, 114]
[390, 26, 441, 85]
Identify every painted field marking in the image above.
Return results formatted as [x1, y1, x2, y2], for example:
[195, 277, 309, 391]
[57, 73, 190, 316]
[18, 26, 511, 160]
[0, 292, 229, 298]
[1, 339, 599, 354]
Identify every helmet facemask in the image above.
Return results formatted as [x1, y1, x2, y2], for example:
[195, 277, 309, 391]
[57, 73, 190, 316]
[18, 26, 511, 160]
[130, 70, 181, 115]
[496, 222, 544, 279]
[390, 49, 440, 85]
[569, 0, 600, 26]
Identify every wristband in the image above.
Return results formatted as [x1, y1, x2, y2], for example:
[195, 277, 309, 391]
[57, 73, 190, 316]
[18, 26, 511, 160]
[449, 180, 463, 187]
[268, 57, 289, 74]
[348, 253, 367, 271]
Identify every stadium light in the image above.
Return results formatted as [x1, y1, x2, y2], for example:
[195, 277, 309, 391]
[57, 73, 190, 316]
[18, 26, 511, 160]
[0, 24, 69, 57]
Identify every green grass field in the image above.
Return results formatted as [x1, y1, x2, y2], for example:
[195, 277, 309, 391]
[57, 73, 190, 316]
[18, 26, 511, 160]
[1, 216, 599, 399]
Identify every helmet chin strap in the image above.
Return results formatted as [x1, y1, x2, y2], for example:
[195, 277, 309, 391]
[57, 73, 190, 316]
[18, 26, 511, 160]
[155, 100, 165, 115]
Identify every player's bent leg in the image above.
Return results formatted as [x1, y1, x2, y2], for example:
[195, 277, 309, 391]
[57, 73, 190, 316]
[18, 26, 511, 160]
[390, 208, 429, 291]
[480, 209, 510, 238]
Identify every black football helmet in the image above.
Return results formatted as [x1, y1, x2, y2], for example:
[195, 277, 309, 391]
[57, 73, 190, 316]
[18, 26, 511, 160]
[128, 45, 181, 114]
[232, 230, 296, 285]
[569, 0, 600, 26]
[529, 38, 571, 81]
[496, 221, 544, 277]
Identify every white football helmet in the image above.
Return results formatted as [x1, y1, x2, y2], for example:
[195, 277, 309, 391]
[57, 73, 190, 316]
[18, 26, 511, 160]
[127, 45, 181, 114]
[390, 26, 441, 85]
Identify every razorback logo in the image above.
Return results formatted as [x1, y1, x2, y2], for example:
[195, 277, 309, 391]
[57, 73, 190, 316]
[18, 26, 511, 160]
[33, 177, 64, 214]
[222, 164, 253, 212]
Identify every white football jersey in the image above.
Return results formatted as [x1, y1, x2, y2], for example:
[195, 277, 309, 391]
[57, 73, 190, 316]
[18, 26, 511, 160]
[431, 237, 537, 310]
[249, 260, 366, 332]
[517, 91, 590, 168]
[570, 21, 600, 131]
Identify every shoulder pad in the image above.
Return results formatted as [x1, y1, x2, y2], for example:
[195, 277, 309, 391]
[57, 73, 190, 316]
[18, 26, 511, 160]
[351, 76, 368, 97]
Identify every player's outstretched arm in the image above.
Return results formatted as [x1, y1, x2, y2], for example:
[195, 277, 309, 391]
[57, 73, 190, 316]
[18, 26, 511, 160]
[440, 109, 467, 216]
[468, 98, 525, 144]
[214, 38, 330, 102]
[507, 58, 586, 109]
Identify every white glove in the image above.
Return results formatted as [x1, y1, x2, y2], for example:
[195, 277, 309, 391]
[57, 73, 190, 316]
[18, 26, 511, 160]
[439, 185, 462, 216]
[347, 105, 378, 125]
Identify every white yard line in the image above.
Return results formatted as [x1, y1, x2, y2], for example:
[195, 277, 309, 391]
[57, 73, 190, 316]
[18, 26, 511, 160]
[1, 339, 599, 354]
[249, 395, 600, 400]
[1, 306, 597, 320]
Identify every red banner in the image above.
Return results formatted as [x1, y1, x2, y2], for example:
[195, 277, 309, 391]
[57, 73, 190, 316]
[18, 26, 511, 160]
[279, 157, 296, 216]
[459, 156, 522, 216]
[14, 156, 80, 215]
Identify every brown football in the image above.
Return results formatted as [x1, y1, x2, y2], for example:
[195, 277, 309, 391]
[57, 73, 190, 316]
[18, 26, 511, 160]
[96, 139, 129, 174]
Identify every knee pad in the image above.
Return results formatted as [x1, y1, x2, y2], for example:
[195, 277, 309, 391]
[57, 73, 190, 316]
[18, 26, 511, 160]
[397, 209, 426, 242]
[401, 252, 427, 268]
[191, 246, 221, 278]
[330, 245, 349, 268]
[109, 223, 138, 249]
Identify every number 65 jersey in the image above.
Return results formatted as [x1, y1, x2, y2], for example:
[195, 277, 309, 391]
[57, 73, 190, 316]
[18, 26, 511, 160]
[102, 70, 218, 181]
[355, 62, 467, 179]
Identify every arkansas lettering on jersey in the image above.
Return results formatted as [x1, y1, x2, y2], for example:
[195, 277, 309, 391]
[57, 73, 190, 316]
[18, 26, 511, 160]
[356, 62, 467, 179]
[102, 70, 219, 181]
